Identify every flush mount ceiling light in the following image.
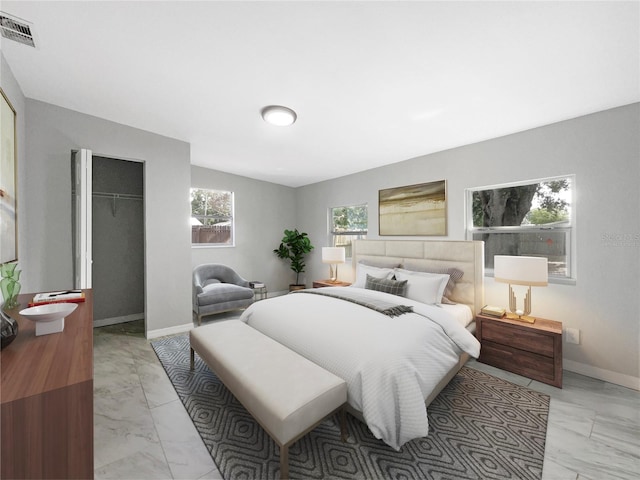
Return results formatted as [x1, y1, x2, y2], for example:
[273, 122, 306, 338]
[261, 105, 297, 126]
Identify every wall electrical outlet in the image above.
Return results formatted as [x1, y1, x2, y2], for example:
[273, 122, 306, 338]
[565, 328, 580, 345]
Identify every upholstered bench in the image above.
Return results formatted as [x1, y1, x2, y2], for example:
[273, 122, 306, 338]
[190, 320, 348, 479]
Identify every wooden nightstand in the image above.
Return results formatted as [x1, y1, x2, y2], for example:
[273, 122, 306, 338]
[312, 280, 352, 288]
[475, 314, 563, 388]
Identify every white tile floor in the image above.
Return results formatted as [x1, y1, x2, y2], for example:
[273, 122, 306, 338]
[93, 316, 640, 480]
[93, 318, 222, 479]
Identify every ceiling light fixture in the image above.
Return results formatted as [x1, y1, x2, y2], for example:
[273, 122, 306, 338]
[261, 105, 297, 126]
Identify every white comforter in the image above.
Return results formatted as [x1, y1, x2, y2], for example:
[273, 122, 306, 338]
[239, 287, 480, 450]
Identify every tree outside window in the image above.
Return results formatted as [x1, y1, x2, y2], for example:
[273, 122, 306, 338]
[191, 188, 234, 245]
[467, 177, 573, 279]
[330, 204, 367, 258]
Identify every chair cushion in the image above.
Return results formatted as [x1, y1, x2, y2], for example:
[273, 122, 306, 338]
[197, 283, 254, 307]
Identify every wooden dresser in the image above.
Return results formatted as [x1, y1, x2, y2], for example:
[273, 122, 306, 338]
[1, 290, 94, 479]
[476, 313, 563, 388]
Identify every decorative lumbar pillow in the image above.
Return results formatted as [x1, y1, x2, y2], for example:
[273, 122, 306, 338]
[392, 269, 450, 305]
[353, 263, 394, 288]
[400, 264, 464, 303]
[365, 274, 408, 297]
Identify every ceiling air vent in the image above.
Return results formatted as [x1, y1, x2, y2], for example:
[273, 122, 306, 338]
[0, 12, 35, 48]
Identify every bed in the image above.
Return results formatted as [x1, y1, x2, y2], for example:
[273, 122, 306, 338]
[240, 239, 484, 450]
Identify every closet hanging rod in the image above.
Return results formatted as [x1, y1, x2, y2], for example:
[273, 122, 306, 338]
[93, 191, 143, 217]
[92, 191, 143, 200]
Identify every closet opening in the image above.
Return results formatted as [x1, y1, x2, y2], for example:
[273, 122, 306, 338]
[72, 153, 145, 328]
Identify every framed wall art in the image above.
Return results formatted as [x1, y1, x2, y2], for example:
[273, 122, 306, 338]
[379, 180, 447, 236]
[1, 88, 17, 263]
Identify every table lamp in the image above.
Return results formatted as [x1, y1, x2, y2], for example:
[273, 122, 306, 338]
[322, 247, 346, 283]
[494, 255, 548, 323]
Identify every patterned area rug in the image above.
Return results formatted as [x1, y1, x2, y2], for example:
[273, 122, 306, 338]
[152, 334, 549, 480]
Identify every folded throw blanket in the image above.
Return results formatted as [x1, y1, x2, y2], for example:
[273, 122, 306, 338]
[292, 288, 413, 317]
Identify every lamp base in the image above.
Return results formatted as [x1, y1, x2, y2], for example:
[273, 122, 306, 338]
[327, 264, 340, 283]
[505, 312, 536, 324]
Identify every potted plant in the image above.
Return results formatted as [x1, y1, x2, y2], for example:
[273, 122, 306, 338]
[0, 262, 21, 309]
[274, 229, 314, 291]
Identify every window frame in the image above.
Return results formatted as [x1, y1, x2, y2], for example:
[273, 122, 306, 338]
[465, 175, 576, 284]
[329, 203, 368, 258]
[190, 188, 235, 248]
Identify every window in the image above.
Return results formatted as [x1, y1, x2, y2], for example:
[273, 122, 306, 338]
[190, 188, 234, 246]
[330, 204, 368, 258]
[466, 176, 574, 280]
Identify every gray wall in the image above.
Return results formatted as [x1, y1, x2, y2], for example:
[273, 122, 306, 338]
[22, 99, 191, 335]
[296, 104, 640, 388]
[191, 165, 297, 294]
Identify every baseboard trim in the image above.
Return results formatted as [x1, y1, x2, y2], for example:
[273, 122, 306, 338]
[147, 322, 193, 340]
[145, 290, 286, 339]
[268, 290, 289, 298]
[136, 307, 639, 391]
[94, 313, 144, 328]
[564, 359, 640, 391]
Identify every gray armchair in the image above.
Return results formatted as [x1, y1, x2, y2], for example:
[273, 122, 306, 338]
[193, 264, 255, 325]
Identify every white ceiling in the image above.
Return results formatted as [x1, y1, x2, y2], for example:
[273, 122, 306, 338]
[1, 1, 638, 187]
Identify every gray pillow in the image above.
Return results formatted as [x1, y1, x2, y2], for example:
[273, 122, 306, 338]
[401, 264, 464, 303]
[365, 274, 407, 297]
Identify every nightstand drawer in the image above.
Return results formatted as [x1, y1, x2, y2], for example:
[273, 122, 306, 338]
[482, 321, 555, 357]
[480, 341, 556, 383]
[476, 313, 563, 388]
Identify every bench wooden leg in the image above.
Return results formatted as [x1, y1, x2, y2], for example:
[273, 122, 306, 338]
[280, 444, 289, 480]
[340, 407, 347, 443]
[190, 348, 195, 370]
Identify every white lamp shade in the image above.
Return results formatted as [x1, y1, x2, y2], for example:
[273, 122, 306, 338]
[494, 255, 548, 286]
[322, 247, 346, 264]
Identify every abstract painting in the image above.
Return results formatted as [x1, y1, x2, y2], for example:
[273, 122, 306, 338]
[0, 89, 17, 263]
[379, 180, 447, 236]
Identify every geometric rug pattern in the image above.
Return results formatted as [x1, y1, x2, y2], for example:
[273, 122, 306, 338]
[152, 334, 549, 480]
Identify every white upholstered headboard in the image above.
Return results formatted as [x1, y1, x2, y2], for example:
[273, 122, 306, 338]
[351, 240, 485, 315]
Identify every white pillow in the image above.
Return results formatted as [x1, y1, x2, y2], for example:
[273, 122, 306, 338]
[393, 268, 450, 305]
[352, 264, 394, 288]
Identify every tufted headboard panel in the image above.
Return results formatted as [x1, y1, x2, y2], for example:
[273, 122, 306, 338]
[352, 240, 485, 315]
